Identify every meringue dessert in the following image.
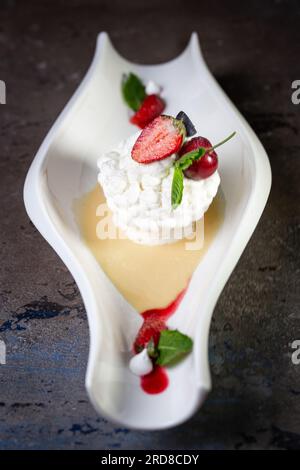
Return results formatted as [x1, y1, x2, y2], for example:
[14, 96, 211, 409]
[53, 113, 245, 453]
[98, 112, 230, 245]
[97, 131, 220, 245]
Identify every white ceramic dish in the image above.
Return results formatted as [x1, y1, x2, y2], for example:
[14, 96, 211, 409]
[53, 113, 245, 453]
[23, 32, 271, 430]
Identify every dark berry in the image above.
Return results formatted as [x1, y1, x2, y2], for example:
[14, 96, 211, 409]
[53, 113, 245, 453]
[176, 111, 197, 137]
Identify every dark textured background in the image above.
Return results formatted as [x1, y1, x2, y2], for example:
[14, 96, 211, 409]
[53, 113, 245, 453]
[0, 0, 299, 450]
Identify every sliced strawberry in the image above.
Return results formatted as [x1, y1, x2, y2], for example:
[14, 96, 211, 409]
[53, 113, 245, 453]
[133, 289, 186, 353]
[130, 94, 165, 128]
[133, 317, 167, 353]
[131, 115, 186, 164]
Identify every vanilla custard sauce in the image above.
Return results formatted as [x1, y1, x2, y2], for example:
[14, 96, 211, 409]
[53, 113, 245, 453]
[75, 185, 224, 312]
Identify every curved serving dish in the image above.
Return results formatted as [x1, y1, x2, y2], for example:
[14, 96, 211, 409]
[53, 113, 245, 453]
[23, 32, 271, 430]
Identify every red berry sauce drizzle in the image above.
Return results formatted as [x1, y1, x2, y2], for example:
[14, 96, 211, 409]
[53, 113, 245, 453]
[133, 288, 187, 394]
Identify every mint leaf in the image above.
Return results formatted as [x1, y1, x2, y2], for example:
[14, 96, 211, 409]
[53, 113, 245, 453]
[156, 330, 193, 366]
[176, 147, 206, 171]
[171, 166, 184, 209]
[171, 148, 205, 209]
[121, 73, 146, 111]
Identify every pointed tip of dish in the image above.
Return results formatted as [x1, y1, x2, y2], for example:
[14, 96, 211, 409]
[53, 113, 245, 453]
[188, 31, 203, 56]
[96, 31, 110, 52]
[189, 31, 199, 44]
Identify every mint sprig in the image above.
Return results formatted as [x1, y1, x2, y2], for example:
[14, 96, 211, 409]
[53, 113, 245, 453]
[171, 166, 184, 209]
[171, 132, 236, 209]
[171, 147, 206, 210]
[156, 330, 193, 366]
[121, 73, 146, 111]
[175, 147, 206, 171]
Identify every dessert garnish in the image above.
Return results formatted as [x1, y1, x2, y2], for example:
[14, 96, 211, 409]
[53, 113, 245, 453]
[129, 348, 154, 376]
[131, 94, 165, 129]
[171, 131, 236, 209]
[129, 110, 235, 209]
[121, 72, 165, 128]
[152, 330, 193, 366]
[130, 328, 193, 374]
[131, 115, 186, 163]
[128, 289, 194, 394]
[176, 111, 197, 137]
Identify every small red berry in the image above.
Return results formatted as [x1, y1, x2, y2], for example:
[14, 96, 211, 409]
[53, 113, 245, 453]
[130, 94, 165, 129]
[133, 318, 167, 353]
[178, 136, 218, 180]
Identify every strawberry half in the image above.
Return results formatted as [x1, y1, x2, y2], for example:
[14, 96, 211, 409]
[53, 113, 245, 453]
[130, 94, 165, 129]
[133, 317, 167, 353]
[131, 115, 186, 164]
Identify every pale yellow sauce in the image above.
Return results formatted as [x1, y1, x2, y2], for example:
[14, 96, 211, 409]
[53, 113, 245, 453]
[75, 185, 224, 312]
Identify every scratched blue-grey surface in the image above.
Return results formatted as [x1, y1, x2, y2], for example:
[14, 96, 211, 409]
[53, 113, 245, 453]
[0, 0, 300, 450]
